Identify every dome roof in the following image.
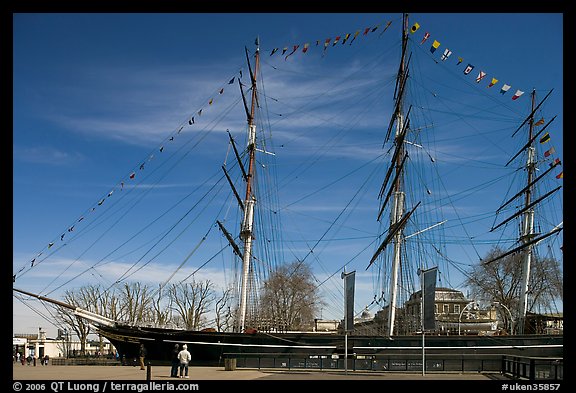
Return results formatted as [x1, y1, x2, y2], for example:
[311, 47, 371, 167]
[360, 307, 372, 319]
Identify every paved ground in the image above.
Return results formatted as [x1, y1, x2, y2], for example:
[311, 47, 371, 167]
[13, 364, 504, 380]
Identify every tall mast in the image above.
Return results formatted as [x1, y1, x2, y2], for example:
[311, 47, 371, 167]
[517, 89, 537, 334]
[483, 89, 561, 333]
[386, 13, 409, 337]
[237, 39, 260, 332]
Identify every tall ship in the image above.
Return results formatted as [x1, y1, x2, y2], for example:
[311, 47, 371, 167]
[13, 13, 563, 366]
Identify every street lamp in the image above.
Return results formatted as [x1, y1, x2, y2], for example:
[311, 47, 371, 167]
[492, 301, 514, 334]
[458, 301, 477, 336]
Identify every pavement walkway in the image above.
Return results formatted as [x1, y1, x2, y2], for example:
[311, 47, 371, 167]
[12, 363, 504, 380]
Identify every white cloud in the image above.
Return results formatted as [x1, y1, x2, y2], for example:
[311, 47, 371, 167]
[13, 146, 86, 165]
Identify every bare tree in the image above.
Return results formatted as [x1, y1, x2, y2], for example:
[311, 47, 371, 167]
[55, 284, 139, 355]
[260, 261, 323, 331]
[88, 282, 169, 327]
[168, 280, 214, 330]
[55, 286, 100, 356]
[150, 284, 172, 328]
[98, 286, 121, 322]
[214, 286, 234, 332]
[115, 282, 155, 326]
[466, 246, 563, 319]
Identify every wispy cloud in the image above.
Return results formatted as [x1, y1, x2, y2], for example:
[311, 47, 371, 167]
[13, 146, 86, 165]
[15, 256, 234, 296]
[31, 54, 398, 160]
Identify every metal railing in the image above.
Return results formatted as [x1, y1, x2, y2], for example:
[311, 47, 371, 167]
[222, 352, 502, 373]
[502, 356, 563, 380]
[221, 352, 562, 379]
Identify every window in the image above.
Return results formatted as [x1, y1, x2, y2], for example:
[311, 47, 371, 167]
[454, 304, 461, 314]
[443, 304, 450, 314]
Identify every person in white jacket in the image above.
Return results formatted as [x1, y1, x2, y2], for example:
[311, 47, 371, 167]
[177, 344, 192, 378]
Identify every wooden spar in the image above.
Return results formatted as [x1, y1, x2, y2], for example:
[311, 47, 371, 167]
[227, 130, 248, 182]
[14, 287, 75, 310]
[404, 219, 447, 240]
[238, 78, 251, 121]
[490, 186, 562, 232]
[377, 153, 408, 222]
[505, 116, 557, 167]
[385, 60, 411, 142]
[13, 287, 116, 327]
[216, 220, 243, 259]
[222, 165, 245, 211]
[245, 46, 256, 90]
[378, 107, 411, 199]
[482, 227, 563, 266]
[367, 201, 421, 270]
[497, 160, 561, 212]
[511, 89, 553, 138]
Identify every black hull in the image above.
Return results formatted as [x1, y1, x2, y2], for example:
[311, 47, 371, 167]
[97, 325, 563, 367]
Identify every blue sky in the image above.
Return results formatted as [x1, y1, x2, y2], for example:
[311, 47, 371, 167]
[13, 13, 563, 338]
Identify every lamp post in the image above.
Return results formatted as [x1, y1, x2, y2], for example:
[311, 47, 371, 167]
[492, 301, 514, 334]
[458, 301, 477, 336]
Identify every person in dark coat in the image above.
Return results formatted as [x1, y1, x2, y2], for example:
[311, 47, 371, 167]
[170, 344, 180, 377]
[139, 343, 147, 370]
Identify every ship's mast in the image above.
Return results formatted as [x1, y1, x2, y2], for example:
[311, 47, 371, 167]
[386, 13, 409, 337]
[237, 40, 260, 332]
[517, 90, 537, 334]
[484, 89, 561, 332]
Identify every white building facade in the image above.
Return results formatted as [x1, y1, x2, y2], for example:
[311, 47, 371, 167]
[13, 330, 114, 363]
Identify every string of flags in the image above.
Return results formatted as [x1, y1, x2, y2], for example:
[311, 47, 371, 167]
[15, 70, 246, 281]
[410, 22, 528, 101]
[266, 19, 540, 104]
[410, 21, 563, 180]
[536, 119, 563, 179]
[18, 19, 401, 278]
[15, 17, 563, 280]
[266, 20, 394, 60]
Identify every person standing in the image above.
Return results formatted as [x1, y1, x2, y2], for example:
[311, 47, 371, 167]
[177, 344, 191, 378]
[139, 343, 147, 370]
[170, 344, 180, 378]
